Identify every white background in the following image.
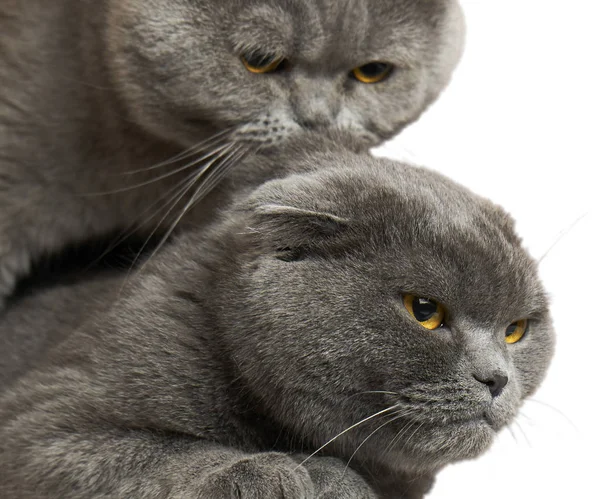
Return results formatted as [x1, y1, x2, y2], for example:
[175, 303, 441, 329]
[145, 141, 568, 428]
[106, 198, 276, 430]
[375, 1, 600, 497]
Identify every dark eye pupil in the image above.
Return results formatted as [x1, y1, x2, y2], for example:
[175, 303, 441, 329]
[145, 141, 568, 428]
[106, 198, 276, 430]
[412, 297, 437, 322]
[359, 63, 388, 77]
[246, 53, 276, 68]
[505, 324, 517, 336]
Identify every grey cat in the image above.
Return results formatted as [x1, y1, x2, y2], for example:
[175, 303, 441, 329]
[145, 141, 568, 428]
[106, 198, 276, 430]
[0, 0, 464, 302]
[0, 135, 554, 498]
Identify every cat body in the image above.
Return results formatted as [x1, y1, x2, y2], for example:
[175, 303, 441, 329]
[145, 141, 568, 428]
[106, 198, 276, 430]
[0, 138, 554, 498]
[0, 0, 464, 301]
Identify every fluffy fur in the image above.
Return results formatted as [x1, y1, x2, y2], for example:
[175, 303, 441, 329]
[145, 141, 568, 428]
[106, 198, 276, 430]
[0, 137, 554, 498]
[0, 0, 464, 301]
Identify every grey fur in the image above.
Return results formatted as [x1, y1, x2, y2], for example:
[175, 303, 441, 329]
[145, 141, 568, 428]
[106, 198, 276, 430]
[0, 137, 554, 498]
[0, 0, 465, 301]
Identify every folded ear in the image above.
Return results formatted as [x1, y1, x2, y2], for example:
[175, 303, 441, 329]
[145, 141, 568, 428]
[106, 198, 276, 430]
[248, 203, 350, 254]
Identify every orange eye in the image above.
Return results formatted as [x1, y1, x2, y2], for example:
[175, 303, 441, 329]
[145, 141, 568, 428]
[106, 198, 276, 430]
[352, 62, 393, 83]
[403, 295, 445, 330]
[241, 52, 284, 74]
[505, 320, 528, 344]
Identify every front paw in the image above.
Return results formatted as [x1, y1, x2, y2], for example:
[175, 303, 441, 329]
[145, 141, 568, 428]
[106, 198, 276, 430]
[303, 457, 378, 499]
[195, 452, 314, 499]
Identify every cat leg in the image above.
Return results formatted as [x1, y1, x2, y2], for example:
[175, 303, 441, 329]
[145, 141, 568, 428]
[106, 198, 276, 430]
[0, 370, 377, 497]
[0, 417, 377, 499]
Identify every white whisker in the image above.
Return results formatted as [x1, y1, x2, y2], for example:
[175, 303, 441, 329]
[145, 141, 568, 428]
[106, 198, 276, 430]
[82, 163, 214, 270]
[188, 145, 248, 204]
[130, 142, 247, 282]
[82, 142, 233, 196]
[513, 420, 532, 448]
[116, 165, 212, 297]
[538, 212, 587, 264]
[507, 425, 519, 445]
[382, 415, 421, 458]
[120, 129, 233, 175]
[295, 404, 401, 470]
[343, 410, 409, 475]
[402, 421, 425, 450]
[527, 399, 578, 430]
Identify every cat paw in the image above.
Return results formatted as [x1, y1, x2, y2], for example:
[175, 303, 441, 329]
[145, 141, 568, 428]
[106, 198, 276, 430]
[0, 242, 30, 307]
[303, 457, 378, 499]
[195, 452, 315, 499]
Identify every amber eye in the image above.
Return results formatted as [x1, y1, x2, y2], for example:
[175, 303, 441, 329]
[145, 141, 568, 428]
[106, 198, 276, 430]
[505, 320, 528, 344]
[352, 62, 393, 83]
[241, 52, 284, 74]
[403, 295, 445, 330]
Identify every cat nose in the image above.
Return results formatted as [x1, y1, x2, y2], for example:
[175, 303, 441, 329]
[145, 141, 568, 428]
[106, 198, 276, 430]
[291, 75, 340, 129]
[294, 98, 334, 129]
[474, 372, 508, 398]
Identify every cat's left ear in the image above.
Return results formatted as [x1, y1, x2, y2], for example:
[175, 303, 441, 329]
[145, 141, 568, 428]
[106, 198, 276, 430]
[248, 203, 350, 257]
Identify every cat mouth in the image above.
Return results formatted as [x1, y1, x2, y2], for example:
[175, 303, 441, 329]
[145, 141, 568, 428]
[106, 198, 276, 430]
[420, 411, 504, 435]
[449, 411, 506, 434]
[382, 416, 497, 467]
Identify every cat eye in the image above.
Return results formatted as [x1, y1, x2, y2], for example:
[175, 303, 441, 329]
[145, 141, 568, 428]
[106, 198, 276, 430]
[241, 52, 285, 74]
[403, 295, 445, 330]
[352, 62, 393, 84]
[505, 320, 528, 344]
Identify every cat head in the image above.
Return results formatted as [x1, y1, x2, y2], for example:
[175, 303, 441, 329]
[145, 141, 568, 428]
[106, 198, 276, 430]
[105, 0, 464, 150]
[215, 151, 554, 473]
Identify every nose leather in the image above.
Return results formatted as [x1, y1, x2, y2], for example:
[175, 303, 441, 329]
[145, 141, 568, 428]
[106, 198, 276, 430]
[474, 373, 508, 398]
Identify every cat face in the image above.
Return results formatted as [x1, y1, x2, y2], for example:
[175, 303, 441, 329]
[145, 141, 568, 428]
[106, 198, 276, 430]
[221, 155, 554, 473]
[106, 0, 464, 150]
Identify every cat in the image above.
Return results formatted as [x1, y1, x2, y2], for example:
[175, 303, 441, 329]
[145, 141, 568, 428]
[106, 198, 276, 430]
[0, 134, 555, 498]
[0, 0, 465, 304]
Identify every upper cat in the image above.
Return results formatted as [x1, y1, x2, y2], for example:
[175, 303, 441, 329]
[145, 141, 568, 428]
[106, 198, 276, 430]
[0, 135, 554, 498]
[0, 0, 464, 301]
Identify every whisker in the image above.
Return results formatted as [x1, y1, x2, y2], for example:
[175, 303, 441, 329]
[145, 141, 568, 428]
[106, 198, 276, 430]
[513, 420, 532, 448]
[120, 129, 233, 175]
[127, 143, 237, 267]
[115, 169, 207, 297]
[141, 143, 244, 258]
[127, 142, 247, 287]
[343, 410, 410, 475]
[82, 143, 233, 196]
[527, 399, 578, 430]
[185, 145, 248, 206]
[401, 421, 425, 451]
[538, 212, 587, 264]
[507, 425, 519, 445]
[294, 404, 401, 470]
[517, 411, 534, 424]
[81, 164, 213, 271]
[382, 416, 419, 458]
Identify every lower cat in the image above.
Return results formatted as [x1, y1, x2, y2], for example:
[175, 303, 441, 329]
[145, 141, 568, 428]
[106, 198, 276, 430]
[0, 136, 554, 498]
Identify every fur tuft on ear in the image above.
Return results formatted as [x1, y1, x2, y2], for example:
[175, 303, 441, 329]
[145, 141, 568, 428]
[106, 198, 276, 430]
[248, 203, 350, 250]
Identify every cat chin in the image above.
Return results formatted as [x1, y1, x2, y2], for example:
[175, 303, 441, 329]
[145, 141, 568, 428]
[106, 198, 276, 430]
[388, 418, 496, 472]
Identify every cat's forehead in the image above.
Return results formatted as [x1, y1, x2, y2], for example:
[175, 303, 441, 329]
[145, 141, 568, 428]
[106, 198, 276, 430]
[226, 0, 445, 64]
[307, 163, 545, 319]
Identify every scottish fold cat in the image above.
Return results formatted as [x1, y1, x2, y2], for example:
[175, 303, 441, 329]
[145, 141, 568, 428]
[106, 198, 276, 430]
[0, 0, 464, 303]
[0, 135, 554, 498]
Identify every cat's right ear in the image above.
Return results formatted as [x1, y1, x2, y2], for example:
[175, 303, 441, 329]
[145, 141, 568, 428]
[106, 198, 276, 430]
[245, 203, 350, 259]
